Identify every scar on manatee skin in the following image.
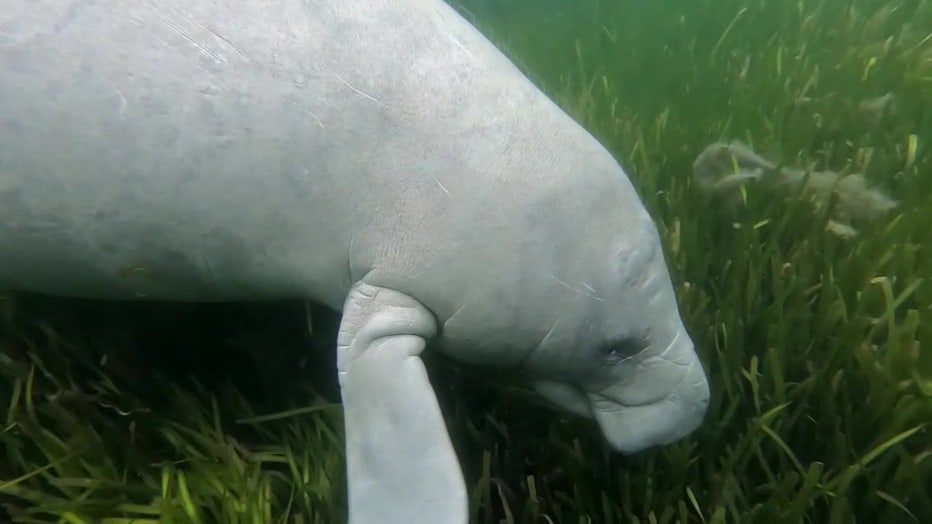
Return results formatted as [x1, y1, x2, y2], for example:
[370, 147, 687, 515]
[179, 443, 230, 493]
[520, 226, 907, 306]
[188, 17, 252, 62]
[549, 272, 605, 302]
[429, 174, 452, 197]
[114, 89, 128, 119]
[322, 63, 394, 113]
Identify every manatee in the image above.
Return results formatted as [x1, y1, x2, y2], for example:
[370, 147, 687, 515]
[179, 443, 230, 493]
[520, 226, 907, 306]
[0, 1, 711, 522]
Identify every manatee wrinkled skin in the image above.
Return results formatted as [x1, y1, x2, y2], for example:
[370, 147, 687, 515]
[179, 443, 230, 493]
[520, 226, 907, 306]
[0, 2, 711, 523]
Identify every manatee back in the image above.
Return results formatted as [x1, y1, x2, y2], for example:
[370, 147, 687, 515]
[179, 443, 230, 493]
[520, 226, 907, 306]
[0, 0, 633, 314]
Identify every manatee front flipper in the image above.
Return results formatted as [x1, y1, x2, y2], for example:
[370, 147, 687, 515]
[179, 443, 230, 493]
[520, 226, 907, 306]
[337, 282, 468, 524]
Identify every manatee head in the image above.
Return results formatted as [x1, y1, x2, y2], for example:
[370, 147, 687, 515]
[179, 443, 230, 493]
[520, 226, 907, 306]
[523, 216, 710, 454]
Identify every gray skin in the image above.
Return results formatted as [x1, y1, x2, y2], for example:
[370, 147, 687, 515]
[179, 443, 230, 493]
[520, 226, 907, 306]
[0, 1, 711, 523]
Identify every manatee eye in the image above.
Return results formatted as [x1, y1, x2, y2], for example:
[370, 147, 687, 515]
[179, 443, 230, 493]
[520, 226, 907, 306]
[597, 335, 645, 364]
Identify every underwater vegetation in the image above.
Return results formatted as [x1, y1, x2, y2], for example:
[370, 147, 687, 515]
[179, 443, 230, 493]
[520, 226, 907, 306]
[2, 0, 931, 522]
[691, 140, 898, 239]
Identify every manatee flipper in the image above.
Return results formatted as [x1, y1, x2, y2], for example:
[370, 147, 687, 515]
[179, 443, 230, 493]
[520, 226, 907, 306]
[337, 282, 468, 524]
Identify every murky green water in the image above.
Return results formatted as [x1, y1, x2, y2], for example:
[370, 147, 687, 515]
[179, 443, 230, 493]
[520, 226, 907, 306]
[1, 1, 930, 521]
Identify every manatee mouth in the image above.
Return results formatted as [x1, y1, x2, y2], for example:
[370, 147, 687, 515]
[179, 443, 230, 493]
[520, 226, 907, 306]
[590, 355, 710, 454]
[532, 355, 710, 454]
[532, 380, 594, 419]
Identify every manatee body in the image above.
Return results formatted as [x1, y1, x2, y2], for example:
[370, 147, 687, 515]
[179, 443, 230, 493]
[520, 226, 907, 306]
[0, 1, 711, 523]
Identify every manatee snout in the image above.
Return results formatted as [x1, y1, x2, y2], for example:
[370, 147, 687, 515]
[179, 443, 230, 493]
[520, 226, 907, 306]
[534, 327, 710, 454]
[589, 334, 710, 454]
